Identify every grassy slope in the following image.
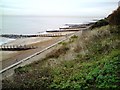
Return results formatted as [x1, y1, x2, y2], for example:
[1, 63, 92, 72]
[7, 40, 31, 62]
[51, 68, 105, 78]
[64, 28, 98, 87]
[2, 25, 120, 90]
[49, 26, 120, 90]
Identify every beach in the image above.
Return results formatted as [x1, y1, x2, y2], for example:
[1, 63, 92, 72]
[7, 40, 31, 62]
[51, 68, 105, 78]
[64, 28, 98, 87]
[0, 30, 77, 69]
[1, 36, 60, 66]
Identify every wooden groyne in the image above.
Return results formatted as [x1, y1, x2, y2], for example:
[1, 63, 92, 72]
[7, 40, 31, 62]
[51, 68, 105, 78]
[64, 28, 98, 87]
[46, 29, 80, 32]
[0, 45, 37, 51]
[0, 33, 64, 39]
[47, 25, 88, 32]
[60, 24, 89, 29]
[59, 26, 82, 30]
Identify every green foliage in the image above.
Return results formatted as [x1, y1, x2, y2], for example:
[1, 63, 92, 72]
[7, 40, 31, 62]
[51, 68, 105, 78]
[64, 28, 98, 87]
[46, 46, 69, 59]
[50, 50, 120, 90]
[49, 26, 120, 90]
[3, 66, 52, 90]
[109, 25, 120, 36]
[91, 18, 109, 29]
[69, 35, 78, 43]
[58, 41, 68, 46]
[15, 66, 31, 74]
[71, 35, 78, 39]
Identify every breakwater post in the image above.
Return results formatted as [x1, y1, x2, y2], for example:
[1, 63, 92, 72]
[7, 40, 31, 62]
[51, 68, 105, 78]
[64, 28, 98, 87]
[0, 45, 37, 51]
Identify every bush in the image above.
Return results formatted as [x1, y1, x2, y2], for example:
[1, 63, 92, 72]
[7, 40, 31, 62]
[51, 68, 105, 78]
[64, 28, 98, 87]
[46, 46, 69, 59]
[71, 35, 78, 39]
[2, 66, 52, 90]
[91, 19, 109, 29]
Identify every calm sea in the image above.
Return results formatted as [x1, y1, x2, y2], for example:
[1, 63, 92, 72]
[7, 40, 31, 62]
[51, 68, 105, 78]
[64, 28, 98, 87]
[0, 16, 103, 45]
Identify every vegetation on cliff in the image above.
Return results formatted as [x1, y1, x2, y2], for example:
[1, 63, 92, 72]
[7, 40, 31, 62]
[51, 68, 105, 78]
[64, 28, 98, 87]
[108, 6, 120, 25]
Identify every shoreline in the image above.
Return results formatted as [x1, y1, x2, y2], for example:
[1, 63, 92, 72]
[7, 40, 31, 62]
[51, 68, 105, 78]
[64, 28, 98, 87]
[0, 23, 92, 80]
[0, 23, 92, 53]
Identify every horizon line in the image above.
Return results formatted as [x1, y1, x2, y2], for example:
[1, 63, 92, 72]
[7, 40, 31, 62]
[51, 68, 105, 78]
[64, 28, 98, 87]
[1, 15, 106, 18]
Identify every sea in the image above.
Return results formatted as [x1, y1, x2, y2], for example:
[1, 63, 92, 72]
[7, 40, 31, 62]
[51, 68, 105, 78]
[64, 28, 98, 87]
[0, 15, 103, 45]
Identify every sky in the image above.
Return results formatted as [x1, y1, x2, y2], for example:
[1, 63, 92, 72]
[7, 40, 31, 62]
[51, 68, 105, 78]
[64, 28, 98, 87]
[0, 0, 119, 17]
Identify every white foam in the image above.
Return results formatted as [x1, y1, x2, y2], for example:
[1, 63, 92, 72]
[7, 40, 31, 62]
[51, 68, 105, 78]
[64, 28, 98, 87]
[0, 37, 15, 45]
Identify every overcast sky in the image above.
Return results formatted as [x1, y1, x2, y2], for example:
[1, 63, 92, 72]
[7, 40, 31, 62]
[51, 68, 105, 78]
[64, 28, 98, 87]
[0, 0, 119, 17]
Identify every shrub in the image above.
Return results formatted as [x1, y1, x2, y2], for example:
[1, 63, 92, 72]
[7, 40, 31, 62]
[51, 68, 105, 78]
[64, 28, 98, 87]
[91, 18, 109, 29]
[46, 46, 69, 59]
[3, 66, 52, 90]
[71, 35, 78, 39]
[15, 66, 31, 74]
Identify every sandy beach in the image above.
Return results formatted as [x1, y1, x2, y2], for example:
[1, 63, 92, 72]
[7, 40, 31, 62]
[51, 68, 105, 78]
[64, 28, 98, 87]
[5, 37, 53, 45]
[0, 31, 73, 61]
[0, 34, 66, 69]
